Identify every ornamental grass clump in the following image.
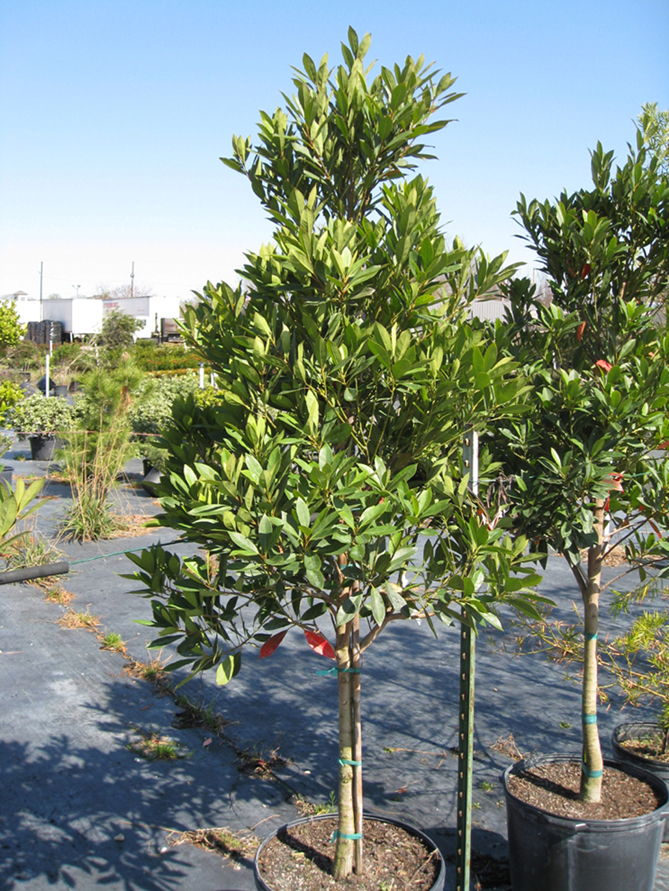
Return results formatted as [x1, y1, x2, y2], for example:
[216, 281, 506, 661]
[128, 30, 543, 880]
[62, 363, 144, 541]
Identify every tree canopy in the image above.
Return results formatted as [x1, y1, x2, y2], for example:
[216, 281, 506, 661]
[129, 29, 542, 878]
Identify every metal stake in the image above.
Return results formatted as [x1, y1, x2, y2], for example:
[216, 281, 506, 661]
[455, 428, 479, 891]
[455, 615, 475, 891]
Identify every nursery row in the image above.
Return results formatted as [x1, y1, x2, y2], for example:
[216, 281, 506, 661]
[2, 27, 668, 891]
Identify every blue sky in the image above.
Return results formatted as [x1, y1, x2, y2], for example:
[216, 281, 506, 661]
[1, 0, 667, 300]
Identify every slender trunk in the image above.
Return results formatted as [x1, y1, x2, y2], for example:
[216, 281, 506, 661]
[333, 621, 355, 880]
[578, 501, 605, 802]
[350, 615, 363, 875]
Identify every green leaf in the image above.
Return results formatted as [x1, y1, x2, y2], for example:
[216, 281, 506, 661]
[369, 587, 386, 626]
[216, 652, 241, 685]
[296, 497, 310, 528]
[228, 531, 259, 555]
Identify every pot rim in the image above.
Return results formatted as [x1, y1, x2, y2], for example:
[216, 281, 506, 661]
[613, 721, 669, 768]
[253, 811, 445, 891]
[502, 753, 669, 830]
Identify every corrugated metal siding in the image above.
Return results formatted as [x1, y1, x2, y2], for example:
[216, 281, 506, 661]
[469, 299, 509, 321]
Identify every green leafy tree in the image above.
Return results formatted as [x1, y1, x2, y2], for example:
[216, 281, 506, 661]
[128, 29, 541, 879]
[491, 134, 669, 801]
[639, 102, 669, 176]
[0, 301, 26, 346]
[95, 309, 144, 348]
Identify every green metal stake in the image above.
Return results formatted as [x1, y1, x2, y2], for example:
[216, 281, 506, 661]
[455, 615, 475, 891]
[455, 429, 479, 891]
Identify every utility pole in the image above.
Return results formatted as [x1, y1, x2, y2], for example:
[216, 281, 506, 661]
[130, 261, 135, 299]
[39, 261, 43, 323]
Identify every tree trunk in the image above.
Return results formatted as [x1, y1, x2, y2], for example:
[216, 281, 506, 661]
[333, 621, 355, 880]
[350, 615, 363, 875]
[578, 500, 605, 802]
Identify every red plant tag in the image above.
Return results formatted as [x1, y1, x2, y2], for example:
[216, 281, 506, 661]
[259, 631, 287, 659]
[595, 359, 613, 373]
[304, 629, 336, 659]
[576, 321, 586, 341]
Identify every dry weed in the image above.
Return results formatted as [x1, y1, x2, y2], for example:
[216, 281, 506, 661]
[489, 733, 526, 762]
[167, 826, 258, 864]
[57, 609, 101, 631]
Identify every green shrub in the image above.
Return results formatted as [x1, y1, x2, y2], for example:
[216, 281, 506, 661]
[0, 381, 24, 425]
[128, 374, 202, 438]
[7, 394, 75, 438]
[0, 302, 26, 346]
[6, 341, 42, 370]
[134, 345, 201, 373]
[128, 373, 217, 469]
[52, 342, 96, 375]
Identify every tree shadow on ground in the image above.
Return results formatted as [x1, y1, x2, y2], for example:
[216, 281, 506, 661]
[0, 673, 267, 891]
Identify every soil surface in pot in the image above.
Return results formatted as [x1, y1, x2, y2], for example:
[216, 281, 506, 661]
[620, 731, 669, 763]
[257, 817, 440, 891]
[507, 761, 663, 820]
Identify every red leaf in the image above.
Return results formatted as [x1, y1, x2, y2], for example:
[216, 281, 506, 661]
[649, 519, 663, 539]
[580, 263, 591, 280]
[259, 631, 287, 659]
[595, 360, 613, 373]
[304, 629, 336, 660]
[604, 473, 624, 492]
[576, 321, 586, 342]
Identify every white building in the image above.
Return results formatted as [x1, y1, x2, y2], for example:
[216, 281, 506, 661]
[41, 297, 104, 339]
[102, 295, 185, 337]
[1, 292, 188, 340]
[0, 292, 41, 326]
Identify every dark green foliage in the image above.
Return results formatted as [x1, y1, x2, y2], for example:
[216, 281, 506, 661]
[491, 129, 669, 801]
[127, 29, 543, 877]
[496, 137, 669, 563]
[130, 31, 541, 679]
[0, 302, 25, 346]
[96, 309, 144, 348]
[134, 344, 202, 373]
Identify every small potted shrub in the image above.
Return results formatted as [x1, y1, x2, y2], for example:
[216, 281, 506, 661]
[8, 393, 75, 460]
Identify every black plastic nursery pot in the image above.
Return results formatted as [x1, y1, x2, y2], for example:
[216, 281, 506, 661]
[502, 754, 669, 891]
[29, 435, 57, 461]
[612, 722, 669, 782]
[253, 812, 445, 891]
[0, 466, 13, 487]
[613, 722, 669, 841]
[141, 466, 161, 495]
